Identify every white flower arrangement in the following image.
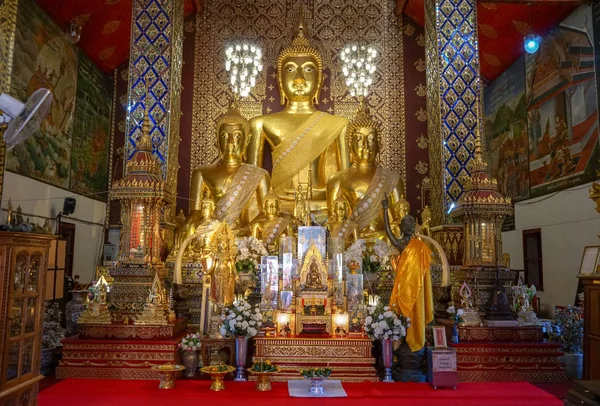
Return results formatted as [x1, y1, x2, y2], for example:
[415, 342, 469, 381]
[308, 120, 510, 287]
[364, 304, 409, 341]
[179, 332, 201, 352]
[235, 237, 268, 274]
[220, 298, 263, 338]
[344, 239, 393, 274]
[446, 304, 464, 326]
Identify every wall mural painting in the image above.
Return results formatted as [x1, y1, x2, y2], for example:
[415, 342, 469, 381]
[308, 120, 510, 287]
[484, 56, 530, 202]
[525, 6, 600, 197]
[7, 0, 78, 189]
[70, 51, 112, 198]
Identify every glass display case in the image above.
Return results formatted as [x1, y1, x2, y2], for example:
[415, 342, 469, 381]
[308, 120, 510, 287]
[0, 233, 54, 406]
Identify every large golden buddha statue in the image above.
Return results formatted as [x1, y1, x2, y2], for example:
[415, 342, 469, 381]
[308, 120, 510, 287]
[185, 104, 270, 237]
[326, 105, 404, 240]
[246, 9, 349, 213]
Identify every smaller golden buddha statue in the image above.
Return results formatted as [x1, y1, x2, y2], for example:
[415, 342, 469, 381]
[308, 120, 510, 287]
[204, 223, 238, 309]
[325, 197, 357, 244]
[183, 103, 269, 239]
[251, 190, 293, 255]
[173, 191, 218, 261]
[420, 205, 432, 237]
[326, 104, 404, 241]
[306, 261, 323, 289]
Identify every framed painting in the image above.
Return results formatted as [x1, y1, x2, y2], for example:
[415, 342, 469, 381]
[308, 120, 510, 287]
[579, 246, 600, 275]
[432, 326, 448, 348]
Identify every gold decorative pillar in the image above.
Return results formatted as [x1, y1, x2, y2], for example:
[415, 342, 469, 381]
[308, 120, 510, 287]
[125, 0, 184, 202]
[424, 0, 483, 226]
[0, 0, 19, 203]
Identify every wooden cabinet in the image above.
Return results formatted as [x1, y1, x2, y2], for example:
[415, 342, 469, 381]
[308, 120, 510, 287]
[579, 274, 600, 380]
[0, 233, 55, 406]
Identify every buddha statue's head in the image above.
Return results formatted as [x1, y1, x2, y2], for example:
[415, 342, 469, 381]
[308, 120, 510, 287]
[199, 191, 215, 220]
[264, 190, 281, 217]
[277, 6, 323, 105]
[332, 197, 349, 221]
[348, 106, 380, 166]
[215, 103, 250, 160]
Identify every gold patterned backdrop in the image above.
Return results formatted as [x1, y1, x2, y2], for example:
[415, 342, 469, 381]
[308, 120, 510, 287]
[191, 0, 406, 189]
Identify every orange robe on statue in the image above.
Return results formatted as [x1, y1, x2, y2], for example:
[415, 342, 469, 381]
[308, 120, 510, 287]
[389, 237, 434, 352]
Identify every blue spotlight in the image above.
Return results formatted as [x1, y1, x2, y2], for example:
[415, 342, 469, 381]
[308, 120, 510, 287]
[524, 33, 541, 54]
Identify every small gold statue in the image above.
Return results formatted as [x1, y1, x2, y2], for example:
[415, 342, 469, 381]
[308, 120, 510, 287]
[420, 206, 432, 237]
[326, 104, 404, 240]
[173, 191, 218, 260]
[247, 4, 349, 213]
[204, 223, 239, 308]
[135, 271, 168, 325]
[78, 276, 111, 325]
[184, 103, 270, 239]
[6, 199, 13, 226]
[326, 197, 357, 244]
[251, 190, 292, 255]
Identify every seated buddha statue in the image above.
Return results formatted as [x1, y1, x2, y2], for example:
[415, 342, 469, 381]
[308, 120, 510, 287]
[183, 103, 270, 239]
[250, 190, 293, 255]
[326, 104, 404, 241]
[325, 197, 357, 244]
[246, 6, 349, 214]
[172, 191, 218, 260]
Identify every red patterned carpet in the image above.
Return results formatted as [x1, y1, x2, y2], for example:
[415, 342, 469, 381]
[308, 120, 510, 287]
[38, 379, 562, 406]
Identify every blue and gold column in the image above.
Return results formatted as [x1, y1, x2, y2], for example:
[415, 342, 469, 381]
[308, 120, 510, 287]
[0, 0, 19, 203]
[424, 0, 483, 226]
[125, 0, 184, 201]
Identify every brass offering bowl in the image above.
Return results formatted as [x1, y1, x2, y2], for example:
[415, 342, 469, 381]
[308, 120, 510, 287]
[248, 368, 279, 391]
[152, 364, 185, 389]
[200, 365, 236, 391]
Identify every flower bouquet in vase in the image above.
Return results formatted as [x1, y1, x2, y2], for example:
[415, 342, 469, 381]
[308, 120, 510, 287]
[299, 367, 332, 395]
[364, 304, 409, 382]
[178, 333, 201, 377]
[200, 364, 236, 391]
[446, 304, 464, 344]
[249, 359, 279, 391]
[220, 299, 263, 381]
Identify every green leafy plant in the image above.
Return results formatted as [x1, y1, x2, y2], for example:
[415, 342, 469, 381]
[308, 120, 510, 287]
[251, 360, 278, 373]
[549, 306, 583, 354]
[299, 367, 332, 379]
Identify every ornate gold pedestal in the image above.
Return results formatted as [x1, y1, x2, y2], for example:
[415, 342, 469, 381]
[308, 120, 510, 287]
[200, 365, 236, 391]
[252, 337, 377, 382]
[152, 364, 185, 389]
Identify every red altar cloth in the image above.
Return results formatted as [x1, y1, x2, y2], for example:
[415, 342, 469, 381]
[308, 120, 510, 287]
[39, 379, 562, 406]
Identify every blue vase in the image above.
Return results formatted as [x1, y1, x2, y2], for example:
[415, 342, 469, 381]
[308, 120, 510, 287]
[451, 325, 459, 344]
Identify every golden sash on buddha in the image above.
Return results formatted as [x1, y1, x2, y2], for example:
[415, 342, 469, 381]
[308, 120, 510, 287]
[270, 111, 347, 190]
[213, 163, 268, 225]
[389, 238, 434, 352]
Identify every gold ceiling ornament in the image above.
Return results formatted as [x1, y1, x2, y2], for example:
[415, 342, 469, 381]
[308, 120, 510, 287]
[120, 68, 128, 81]
[417, 134, 428, 149]
[404, 23, 415, 37]
[99, 46, 116, 61]
[105, 0, 120, 4]
[102, 20, 121, 35]
[512, 20, 532, 36]
[483, 53, 501, 67]
[416, 34, 425, 47]
[479, 24, 498, 39]
[414, 58, 425, 72]
[415, 83, 426, 97]
[416, 107, 427, 122]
